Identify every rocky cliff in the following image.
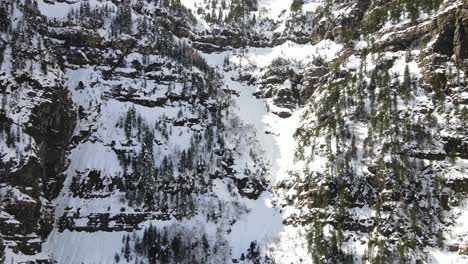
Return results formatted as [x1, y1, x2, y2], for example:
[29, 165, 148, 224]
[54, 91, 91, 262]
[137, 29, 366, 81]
[0, 0, 467, 263]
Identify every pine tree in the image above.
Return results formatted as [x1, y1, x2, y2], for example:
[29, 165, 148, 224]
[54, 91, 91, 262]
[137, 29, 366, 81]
[291, 0, 303, 12]
[115, 1, 133, 35]
[0, 235, 4, 263]
[406, 1, 419, 24]
[171, 234, 182, 263]
[437, 228, 444, 248]
[124, 235, 131, 262]
[402, 64, 411, 100]
[0, 6, 8, 32]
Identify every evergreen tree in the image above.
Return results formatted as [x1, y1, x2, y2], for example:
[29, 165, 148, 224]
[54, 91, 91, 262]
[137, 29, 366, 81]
[291, 0, 304, 12]
[0, 6, 8, 32]
[124, 235, 131, 262]
[115, 1, 133, 35]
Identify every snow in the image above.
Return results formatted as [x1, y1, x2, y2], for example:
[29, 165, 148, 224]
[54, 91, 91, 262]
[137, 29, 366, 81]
[354, 40, 368, 51]
[4, 0, 466, 263]
[67, 141, 122, 175]
[389, 50, 422, 80]
[201, 40, 343, 72]
[37, 0, 116, 20]
[345, 54, 361, 71]
[0, 186, 37, 203]
[258, 0, 292, 19]
[302, 1, 322, 13]
[3, 248, 50, 264]
[37, 0, 80, 19]
[332, 5, 353, 18]
[229, 82, 310, 262]
[44, 230, 126, 264]
[179, 0, 215, 32]
[429, 248, 468, 264]
[200, 45, 314, 262]
[216, 40, 342, 70]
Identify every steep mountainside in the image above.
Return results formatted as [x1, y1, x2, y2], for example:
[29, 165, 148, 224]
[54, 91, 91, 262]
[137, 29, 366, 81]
[0, 0, 467, 263]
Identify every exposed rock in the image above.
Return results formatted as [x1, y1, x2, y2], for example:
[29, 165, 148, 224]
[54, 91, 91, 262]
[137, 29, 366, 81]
[0, 70, 75, 259]
[453, 7, 468, 65]
[49, 28, 105, 49]
[235, 177, 267, 200]
[459, 241, 468, 255]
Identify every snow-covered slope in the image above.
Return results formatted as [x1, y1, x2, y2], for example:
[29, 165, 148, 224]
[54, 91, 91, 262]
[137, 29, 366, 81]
[0, 0, 467, 263]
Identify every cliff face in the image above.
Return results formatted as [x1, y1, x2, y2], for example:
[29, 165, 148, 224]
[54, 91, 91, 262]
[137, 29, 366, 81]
[0, 2, 76, 260]
[283, 1, 468, 263]
[0, 0, 467, 263]
[1, 76, 75, 257]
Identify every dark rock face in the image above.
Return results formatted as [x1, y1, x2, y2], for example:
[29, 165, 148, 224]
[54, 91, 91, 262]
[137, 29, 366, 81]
[57, 212, 171, 233]
[272, 12, 313, 45]
[253, 57, 303, 116]
[378, 2, 465, 55]
[278, 1, 468, 262]
[309, 0, 371, 45]
[301, 63, 328, 102]
[192, 28, 270, 52]
[0, 77, 75, 257]
[49, 28, 105, 49]
[235, 177, 267, 200]
[27, 83, 76, 200]
[113, 94, 169, 107]
[453, 8, 468, 63]
[460, 241, 468, 255]
[447, 177, 468, 194]
[443, 136, 468, 159]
